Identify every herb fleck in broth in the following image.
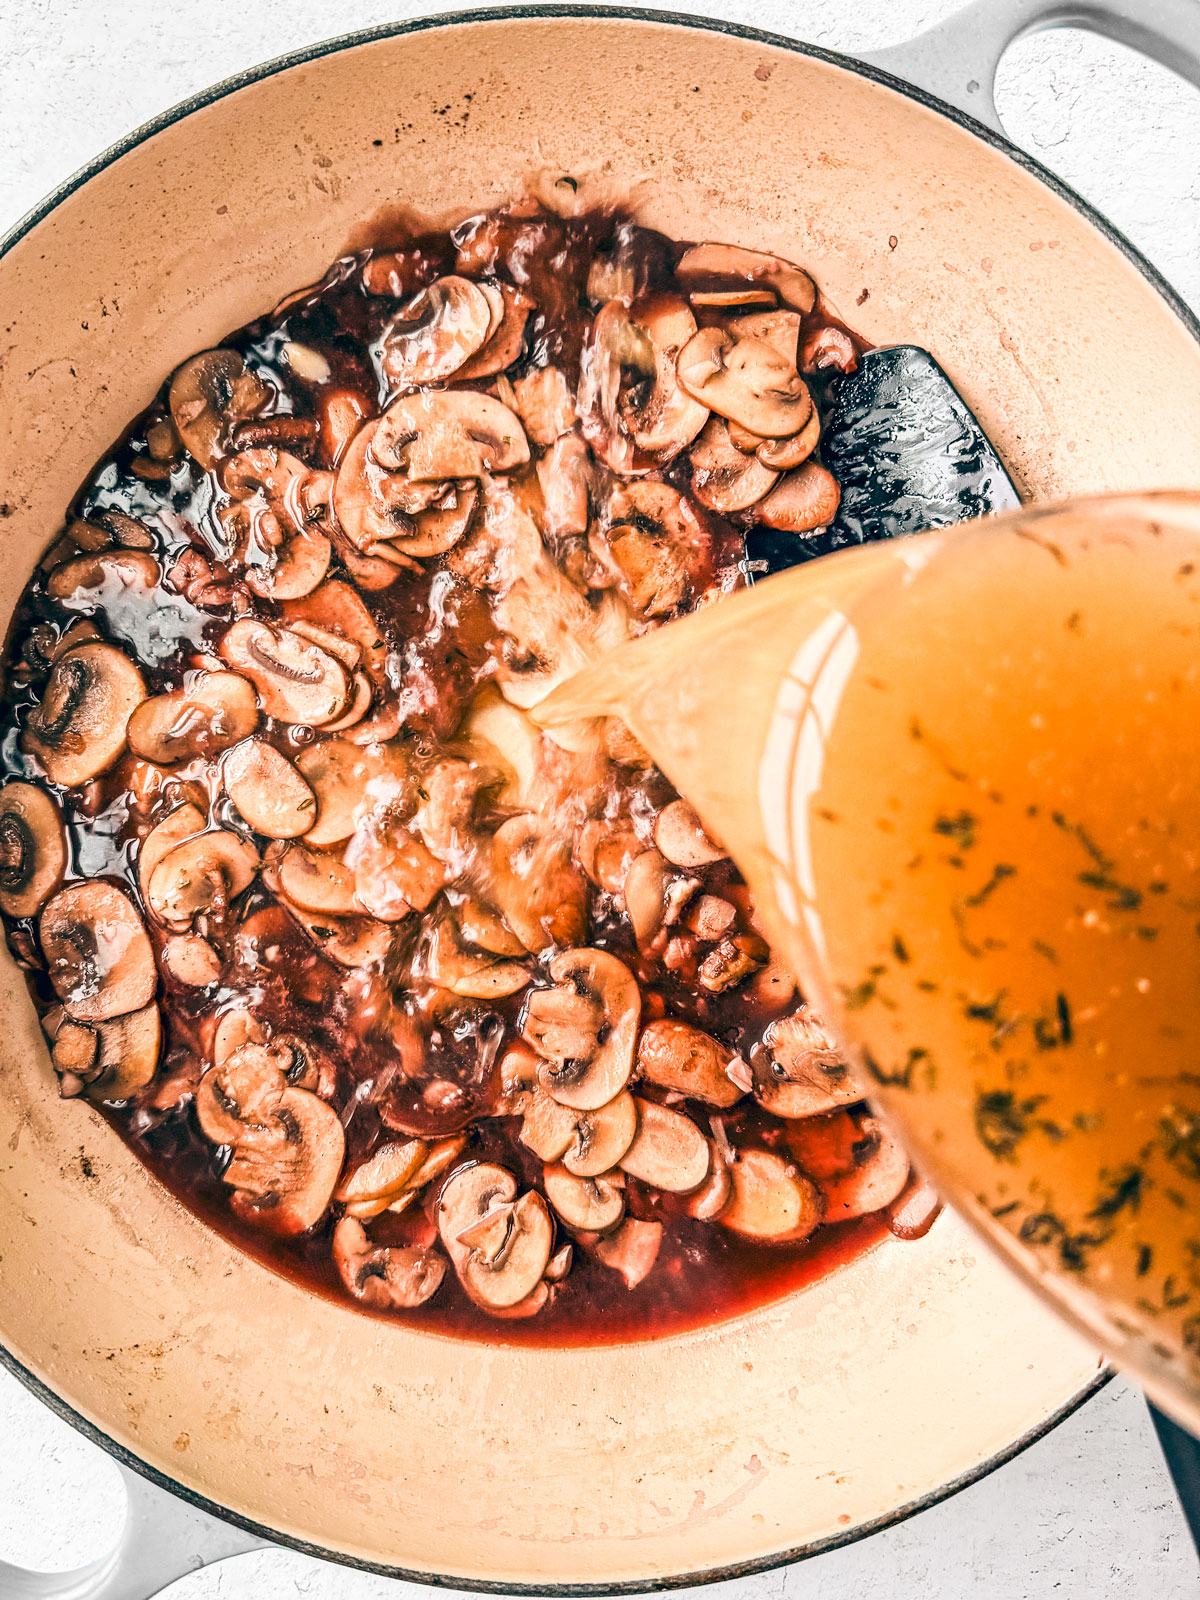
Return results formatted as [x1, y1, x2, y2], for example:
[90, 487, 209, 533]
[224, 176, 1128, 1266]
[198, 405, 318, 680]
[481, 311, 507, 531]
[0, 196, 920, 1343]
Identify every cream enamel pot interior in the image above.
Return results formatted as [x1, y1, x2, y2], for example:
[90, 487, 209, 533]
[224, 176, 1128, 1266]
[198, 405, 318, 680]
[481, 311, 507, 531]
[3, 5, 1200, 1594]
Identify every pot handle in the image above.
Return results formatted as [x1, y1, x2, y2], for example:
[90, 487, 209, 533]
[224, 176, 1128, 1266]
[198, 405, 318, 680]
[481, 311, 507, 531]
[856, 0, 1200, 136]
[0, 1465, 267, 1600]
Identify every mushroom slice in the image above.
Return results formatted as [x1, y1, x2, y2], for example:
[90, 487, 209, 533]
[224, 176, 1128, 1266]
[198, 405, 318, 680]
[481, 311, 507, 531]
[168, 349, 269, 468]
[349, 817, 445, 921]
[597, 295, 710, 463]
[25, 642, 146, 787]
[126, 672, 259, 766]
[282, 900, 395, 970]
[225, 1087, 345, 1236]
[276, 844, 357, 915]
[536, 434, 592, 538]
[456, 896, 524, 957]
[525, 949, 640, 1112]
[490, 814, 589, 953]
[296, 739, 410, 848]
[336, 1138, 427, 1208]
[677, 327, 813, 439]
[513, 366, 577, 446]
[687, 1140, 733, 1221]
[462, 1190, 553, 1310]
[788, 1111, 910, 1220]
[622, 849, 669, 944]
[887, 1173, 943, 1240]
[757, 462, 841, 533]
[729, 309, 803, 365]
[519, 1088, 581, 1162]
[212, 1007, 268, 1066]
[219, 620, 350, 727]
[688, 417, 779, 513]
[684, 894, 738, 942]
[0, 783, 66, 918]
[619, 1099, 710, 1193]
[161, 934, 222, 988]
[46, 549, 161, 600]
[602, 523, 689, 618]
[87, 1003, 162, 1103]
[637, 1020, 744, 1108]
[543, 1165, 625, 1233]
[387, 482, 479, 559]
[655, 799, 726, 867]
[562, 1090, 637, 1177]
[756, 410, 821, 471]
[423, 918, 530, 1000]
[331, 419, 426, 554]
[332, 1216, 447, 1309]
[196, 1043, 288, 1145]
[720, 1149, 822, 1242]
[676, 244, 816, 315]
[282, 580, 386, 685]
[756, 1008, 858, 1118]
[373, 390, 529, 483]
[146, 830, 259, 931]
[454, 283, 534, 381]
[245, 527, 331, 602]
[593, 1217, 662, 1289]
[138, 803, 207, 902]
[223, 740, 316, 839]
[40, 883, 156, 1022]
[437, 1161, 518, 1266]
[378, 275, 494, 389]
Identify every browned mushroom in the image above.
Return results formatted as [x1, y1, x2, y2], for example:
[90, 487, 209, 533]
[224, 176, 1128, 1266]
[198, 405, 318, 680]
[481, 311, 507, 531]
[655, 799, 726, 868]
[755, 1008, 858, 1118]
[378, 275, 495, 390]
[336, 1137, 427, 1216]
[168, 349, 269, 468]
[0, 783, 66, 918]
[594, 480, 705, 619]
[698, 933, 767, 993]
[560, 1090, 638, 1177]
[753, 411, 822, 471]
[518, 1086, 582, 1161]
[621, 849, 670, 944]
[280, 899, 395, 969]
[422, 917, 530, 1000]
[196, 1042, 287, 1144]
[126, 672, 259, 765]
[332, 1215, 447, 1309]
[684, 894, 738, 942]
[687, 1139, 733, 1221]
[349, 816, 444, 921]
[886, 1172, 943, 1240]
[275, 843, 357, 915]
[295, 738, 411, 848]
[282, 580, 386, 685]
[245, 527, 331, 602]
[720, 1149, 822, 1241]
[223, 740, 316, 838]
[372, 389, 529, 482]
[677, 327, 813, 439]
[637, 1020, 744, 1108]
[618, 295, 711, 460]
[45, 549, 160, 601]
[161, 934, 222, 988]
[212, 1007, 267, 1066]
[523, 948, 640, 1111]
[619, 1099, 710, 1192]
[543, 1165, 625, 1232]
[86, 1003, 162, 1102]
[138, 803, 207, 903]
[676, 243, 816, 315]
[219, 620, 350, 727]
[592, 1217, 663, 1288]
[757, 461, 842, 533]
[224, 1087, 345, 1236]
[146, 830, 259, 930]
[25, 642, 146, 787]
[729, 309, 803, 364]
[575, 821, 642, 895]
[513, 366, 577, 445]
[39, 882, 157, 1022]
[454, 282, 534, 381]
[688, 417, 779, 513]
[456, 896, 524, 957]
[437, 1163, 554, 1311]
[490, 813, 589, 952]
[787, 1110, 910, 1220]
[536, 433, 592, 537]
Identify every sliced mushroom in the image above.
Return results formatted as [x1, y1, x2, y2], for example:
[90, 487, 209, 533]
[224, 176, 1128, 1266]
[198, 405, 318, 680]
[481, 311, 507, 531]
[25, 642, 146, 786]
[296, 738, 410, 848]
[563, 1094, 640, 1184]
[596, 480, 705, 618]
[373, 390, 529, 483]
[245, 527, 331, 601]
[378, 275, 494, 390]
[454, 283, 534, 381]
[729, 309, 803, 364]
[349, 817, 444, 921]
[689, 417, 779, 513]
[223, 739, 316, 839]
[39, 882, 156, 1022]
[755, 410, 821, 471]
[212, 1007, 268, 1066]
[161, 934, 222, 987]
[619, 295, 711, 460]
[720, 1149, 822, 1241]
[757, 462, 841, 533]
[456, 896, 524, 957]
[169, 349, 269, 468]
[676, 244, 816, 315]
[219, 620, 350, 727]
[655, 799, 725, 868]
[698, 933, 766, 992]
[0, 783, 66, 918]
[332, 1215, 446, 1309]
[196, 1042, 287, 1144]
[886, 1172, 943, 1240]
[276, 844, 357, 915]
[519, 1087, 582, 1161]
[637, 1020, 743, 1108]
[687, 1140, 733, 1221]
[281, 900, 395, 969]
[619, 1099, 710, 1192]
[437, 1163, 554, 1311]
[46, 549, 160, 600]
[138, 803, 207, 902]
[543, 1165, 625, 1232]
[336, 1138, 427, 1211]
[800, 326, 858, 375]
[412, 757, 487, 861]
[86, 1003, 162, 1102]
[684, 894, 738, 942]
[593, 1217, 662, 1288]
[513, 366, 577, 446]
[490, 813, 589, 953]
[622, 849, 670, 944]
[536, 433, 592, 538]
[282, 580, 386, 685]
[423, 917, 530, 1000]
[524, 949, 640, 1112]
[225, 1087, 345, 1236]
[126, 672, 259, 765]
[677, 327, 812, 440]
[146, 830, 259, 931]
[788, 1111, 910, 1220]
[755, 1008, 858, 1118]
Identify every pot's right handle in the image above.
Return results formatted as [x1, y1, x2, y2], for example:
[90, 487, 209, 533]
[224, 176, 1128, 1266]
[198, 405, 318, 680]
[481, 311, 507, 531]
[856, 0, 1200, 136]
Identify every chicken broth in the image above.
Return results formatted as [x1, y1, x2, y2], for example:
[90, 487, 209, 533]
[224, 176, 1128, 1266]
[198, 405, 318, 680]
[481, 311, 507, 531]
[0, 197, 930, 1342]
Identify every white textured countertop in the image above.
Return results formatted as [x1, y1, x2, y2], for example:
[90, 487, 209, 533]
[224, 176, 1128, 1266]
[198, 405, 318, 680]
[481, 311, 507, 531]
[2, 2, 1199, 1596]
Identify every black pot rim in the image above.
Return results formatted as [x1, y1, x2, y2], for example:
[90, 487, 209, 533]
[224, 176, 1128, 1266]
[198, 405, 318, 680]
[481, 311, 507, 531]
[0, 5, 1164, 1588]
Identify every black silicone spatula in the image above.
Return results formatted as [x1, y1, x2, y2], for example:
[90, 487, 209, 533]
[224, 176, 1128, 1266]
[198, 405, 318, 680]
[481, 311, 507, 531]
[747, 341, 1200, 1548]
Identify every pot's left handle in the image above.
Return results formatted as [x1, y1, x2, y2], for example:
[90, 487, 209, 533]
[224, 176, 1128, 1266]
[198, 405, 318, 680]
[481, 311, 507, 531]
[0, 1466, 266, 1600]
[856, 0, 1200, 137]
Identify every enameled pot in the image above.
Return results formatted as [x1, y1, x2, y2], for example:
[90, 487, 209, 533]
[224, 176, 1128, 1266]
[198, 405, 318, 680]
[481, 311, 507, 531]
[3, 4, 1200, 1594]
